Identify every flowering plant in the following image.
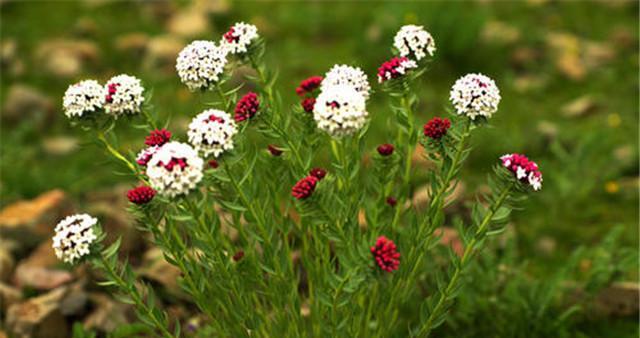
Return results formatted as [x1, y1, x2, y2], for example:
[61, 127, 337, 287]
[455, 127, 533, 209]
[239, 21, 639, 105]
[56, 23, 547, 337]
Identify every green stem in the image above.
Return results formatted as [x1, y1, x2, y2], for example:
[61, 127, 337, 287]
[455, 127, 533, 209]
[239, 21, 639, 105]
[417, 183, 513, 337]
[142, 109, 158, 130]
[97, 255, 173, 338]
[216, 85, 230, 109]
[97, 131, 137, 174]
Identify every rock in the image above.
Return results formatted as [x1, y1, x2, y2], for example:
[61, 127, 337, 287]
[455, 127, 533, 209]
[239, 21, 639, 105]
[85, 185, 141, 255]
[510, 46, 541, 70]
[166, 8, 210, 38]
[144, 35, 184, 71]
[35, 39, 99, 78]
[73, 18, 98, 37]
[594, 282, 639, 316]
[1, 84, 54, 123]
[59, 282, 88, 317]
[562, 96, 598, 118]
[14, 239, 74, 290]
[1, 38, 24, 76]
[435, 227, 463, 257]
[513, 75, 546, 93]
[6, 287, 69, 338]
[411, 146, 435, 168]
[610, 26, 634, 49]
[115, 32, 149, 55]
[536, 120, 558, 139]
[535, 236, 557, 256]
[0, 190, 71, 248]
[0, 247, 14, 282]
[614, 145, 633, 163]
[42, 136, 79, 156]
[481, 21, 520, 45]
[546, 32, 585, 80]
[84, 293, 131, 333]
[192, 0, 230, 14]
[138, 247, 182, 297]
[14, 265, 74, 291]
[0, 282, 22, 312]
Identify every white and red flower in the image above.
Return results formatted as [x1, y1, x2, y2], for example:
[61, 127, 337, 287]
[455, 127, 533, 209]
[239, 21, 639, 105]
[313, 84, 368, 137]
[187, 109, 238, 157]
[146, 142, 204, 197]
[103, 74, 145, 117]
[221, 22, 259, 54]
[450, 73, 501, 120]
[176, 40, 228, 91]
[377, 56, 417, 83]
[62, 80, 103, 118]
[53, 214, 98, 264]
[321, 64, 371, 100]
[500, 153, 543, 191]
[393, 25, 436, 61]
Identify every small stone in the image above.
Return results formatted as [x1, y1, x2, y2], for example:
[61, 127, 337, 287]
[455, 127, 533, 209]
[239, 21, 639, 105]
[562, 96, 598, 118]
[144, 35, 184, 71]
[59, 283, 88, 317]
[115, 32, 149, 55]
[536, 236, 557, 256]
[513, 75, 546, 93]
[0, 282, 22, 312]
[481, 21, 520, 45]
[1, 38, 24, 76]
[14, 265, 74, 291]
[35, 39, 99, 78]
[84, 293, 131, 333]
[0, 190, 71, 248]
[536, 120, 558, 139]
[434, 227, 463, 257]
[42, 136, 79, 156]
[1, 84, 54, 123]
[138, 247, 182, 297]
[6, 287, 69, 338]
[0, 247, 14, 282]
[167, 8, 210, 38]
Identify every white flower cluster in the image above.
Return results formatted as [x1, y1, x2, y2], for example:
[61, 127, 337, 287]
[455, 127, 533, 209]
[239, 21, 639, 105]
[52, 214, 98, 264]
[103, 74, 145, 117]
[187, 109, 238, 157]
[221, 22, 259, 54]
[321, 64, 371, 100]
[62, 80, 104, 118]
[449, 73, 501, 120]
[176, 40, 228, 91]
[393, 25, 436, 61]
[146, 142, 204, 198]
[136, 145, 159, 167]
[377, 57, 418, 83]
[313, 84, 368, 137]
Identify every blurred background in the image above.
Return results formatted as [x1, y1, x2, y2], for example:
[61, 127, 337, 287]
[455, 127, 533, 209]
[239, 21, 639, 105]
[0, 0, 638, 337]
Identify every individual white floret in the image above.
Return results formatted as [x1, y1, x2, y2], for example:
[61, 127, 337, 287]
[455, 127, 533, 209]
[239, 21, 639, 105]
[176, 40, 228, 91]
[449, 73, 501, 120]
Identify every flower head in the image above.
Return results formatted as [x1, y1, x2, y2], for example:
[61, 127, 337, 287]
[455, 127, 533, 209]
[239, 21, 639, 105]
[145, 129, 172, 147]
[386, 196, 397, 207]
[500, 153, 543, 191]
[146, 142, 204, 197]
[187, 109, 238, 157]
[136, 146, 159, 167]
[450, 73, 501, 120]
[377, 143, 395, 156]
[267, 144, 283, 156]
[321, 64, 371, 100]
[63, 80, 103, 118]
[371, 236, 400, 272]
[313, 84, 368, 137]
[127, 186, 156, 205]
[377, 57, 418, 83]
[52, 214, 98, 264]
[103, 74, 144, 117]
[309, 167, 327, 180]
[301, 97, 316, 113]
[292, 175, 319, 200]
[423, 117, 451, 140]
[393, 25, 436, 61]
[296, 76, 323, 97]
[234, 92, 260, 122]
[221, 22, 259, 54]
[208, 159, 219, 169]
[176, 40, 228, 91]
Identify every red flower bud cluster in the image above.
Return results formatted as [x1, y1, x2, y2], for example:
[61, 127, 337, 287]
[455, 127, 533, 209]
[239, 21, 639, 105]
[423, 117, 451, 140]
[371, 236, 400, 272]
[127, 185, 156, 205]
[235, 92, 260, 122]
[296, 76, 323, 113]
[145, 129, 172, 146]
[377, 144, 395, 156]
[291, 175, 319, 200]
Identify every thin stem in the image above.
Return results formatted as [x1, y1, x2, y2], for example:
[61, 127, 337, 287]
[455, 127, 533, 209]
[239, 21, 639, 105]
[216, 85, 230, 109]
[142, 109, 158, 130]
[97, 131, 137, 174]
[96, 255, 173, 338]
[417, 183, 513, 337]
